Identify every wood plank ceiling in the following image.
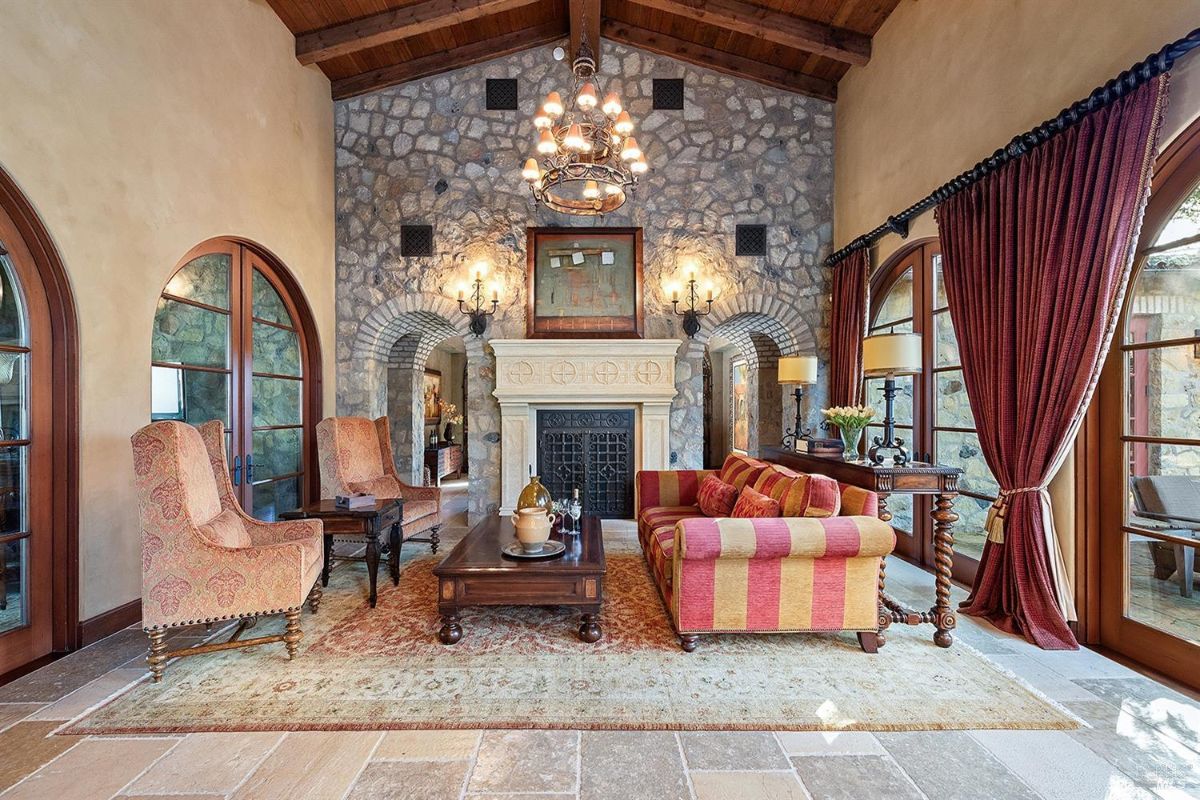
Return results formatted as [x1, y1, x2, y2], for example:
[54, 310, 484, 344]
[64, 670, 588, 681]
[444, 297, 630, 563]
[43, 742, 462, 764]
[265, 0, 901, 102]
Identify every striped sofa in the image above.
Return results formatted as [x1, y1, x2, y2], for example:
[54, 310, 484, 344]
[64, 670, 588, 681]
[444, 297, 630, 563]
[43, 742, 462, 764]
[636, 453, 895, 652]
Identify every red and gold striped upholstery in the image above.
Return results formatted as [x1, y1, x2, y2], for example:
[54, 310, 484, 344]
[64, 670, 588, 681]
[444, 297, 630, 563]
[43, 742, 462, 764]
[636, 460, 893, 642]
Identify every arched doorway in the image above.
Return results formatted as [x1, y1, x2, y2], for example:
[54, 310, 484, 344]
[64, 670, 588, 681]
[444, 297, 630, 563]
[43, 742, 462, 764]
[1097, 114, 1200, 688]
[151, 239, 322, 519]
[0, 167, 79, 677]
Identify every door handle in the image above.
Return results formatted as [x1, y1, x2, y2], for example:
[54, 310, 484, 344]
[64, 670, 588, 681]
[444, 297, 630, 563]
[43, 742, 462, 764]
[246, 454, 255, 484]
[232, 455, 242, 486]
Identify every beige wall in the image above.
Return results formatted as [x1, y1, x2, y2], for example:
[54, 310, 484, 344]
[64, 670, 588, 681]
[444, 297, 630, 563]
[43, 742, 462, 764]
[0, 0, 335, 619]
[836, 0, 1200, 259]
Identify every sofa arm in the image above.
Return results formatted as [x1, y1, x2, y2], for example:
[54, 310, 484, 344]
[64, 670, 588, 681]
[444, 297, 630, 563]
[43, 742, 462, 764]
[636, 469, 717, 513]
[676, 516, 895, 561]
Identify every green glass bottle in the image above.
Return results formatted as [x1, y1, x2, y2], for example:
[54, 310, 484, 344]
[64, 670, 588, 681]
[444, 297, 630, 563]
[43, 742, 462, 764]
[517, 475, 553, 513]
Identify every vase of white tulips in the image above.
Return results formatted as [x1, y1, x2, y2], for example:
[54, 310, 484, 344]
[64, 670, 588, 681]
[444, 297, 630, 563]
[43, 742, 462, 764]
[821, 405, 876, 461]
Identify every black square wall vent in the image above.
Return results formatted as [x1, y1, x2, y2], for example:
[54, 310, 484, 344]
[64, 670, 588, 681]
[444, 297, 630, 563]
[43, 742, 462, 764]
[485, 78, 519, 110]
[735, 225, 767, 256]
[652, 78, 685, 110]
[400, 225, 434, 257]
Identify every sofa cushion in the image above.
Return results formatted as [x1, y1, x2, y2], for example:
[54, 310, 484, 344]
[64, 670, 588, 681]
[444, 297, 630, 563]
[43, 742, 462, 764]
[732, 486, 782, 518]
[780, 473, 843, 518]
[719, 453, 770, 492]
[697, 475, 738, 517]
[750, 464, 801, 502]
[196, 508, 253, 549]
[639, 505, 702, 532]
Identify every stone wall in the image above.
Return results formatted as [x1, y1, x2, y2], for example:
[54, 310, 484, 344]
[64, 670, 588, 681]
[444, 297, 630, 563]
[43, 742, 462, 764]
[334, 40, 835, 518]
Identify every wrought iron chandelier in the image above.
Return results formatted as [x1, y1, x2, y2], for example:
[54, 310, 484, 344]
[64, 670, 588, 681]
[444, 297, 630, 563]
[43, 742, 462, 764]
[521, 39, 647, 215]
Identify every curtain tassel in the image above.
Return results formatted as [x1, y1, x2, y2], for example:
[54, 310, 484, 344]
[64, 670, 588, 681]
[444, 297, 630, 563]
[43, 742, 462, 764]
[985, 486, 1044, 544]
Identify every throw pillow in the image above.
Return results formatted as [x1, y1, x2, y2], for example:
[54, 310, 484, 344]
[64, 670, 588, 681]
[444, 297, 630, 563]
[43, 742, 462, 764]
[781, 473, 843, 518]
[719, 453, 770, 492]
[697, 474, 739, 517]
[731, 486, 782, 518]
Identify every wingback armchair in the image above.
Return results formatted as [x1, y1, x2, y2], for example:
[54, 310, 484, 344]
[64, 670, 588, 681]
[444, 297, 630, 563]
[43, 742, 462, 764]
[131, 420, 323, 681]
[315, 415, 443, 552]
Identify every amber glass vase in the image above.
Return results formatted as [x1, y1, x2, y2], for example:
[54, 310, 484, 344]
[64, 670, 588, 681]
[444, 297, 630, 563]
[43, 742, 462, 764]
[517, 475, 554, 513]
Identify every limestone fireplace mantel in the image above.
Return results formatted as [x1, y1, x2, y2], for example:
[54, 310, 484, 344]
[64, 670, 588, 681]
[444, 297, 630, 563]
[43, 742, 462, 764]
[491, 339, 680, 515]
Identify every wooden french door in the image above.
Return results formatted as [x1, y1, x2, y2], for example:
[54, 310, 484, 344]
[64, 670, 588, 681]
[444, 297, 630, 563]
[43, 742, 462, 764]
[153, 240, 316, 520]
[867, 240, 997, 586]
[1096, 117, 1200, 689]
[0, 203, 55, 674]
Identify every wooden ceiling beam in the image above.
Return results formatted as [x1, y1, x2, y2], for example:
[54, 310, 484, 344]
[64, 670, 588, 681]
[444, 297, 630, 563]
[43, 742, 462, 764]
[569, 0, 602, 68]
[297, 0, 543, 65]
[601, 19, 837, 102]
[331, 21, 566, 100]
[626, 0, 871, 66]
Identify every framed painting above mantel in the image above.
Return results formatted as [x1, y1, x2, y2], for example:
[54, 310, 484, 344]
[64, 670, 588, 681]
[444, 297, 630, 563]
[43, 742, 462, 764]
[526, 227, 644, 338]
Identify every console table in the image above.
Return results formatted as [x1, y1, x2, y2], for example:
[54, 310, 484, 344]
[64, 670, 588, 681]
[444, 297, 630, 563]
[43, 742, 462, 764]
[424, 443, 463, 486]
[762, 446, 963, 648]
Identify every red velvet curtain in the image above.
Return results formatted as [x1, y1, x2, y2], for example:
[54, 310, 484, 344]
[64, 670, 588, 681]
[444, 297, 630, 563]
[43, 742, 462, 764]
[829, 248, 869, 407]
[936, 75, 1169, 649]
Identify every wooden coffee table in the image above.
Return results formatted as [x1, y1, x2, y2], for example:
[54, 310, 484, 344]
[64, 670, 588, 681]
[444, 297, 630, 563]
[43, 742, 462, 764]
[432, 514, 606, 645]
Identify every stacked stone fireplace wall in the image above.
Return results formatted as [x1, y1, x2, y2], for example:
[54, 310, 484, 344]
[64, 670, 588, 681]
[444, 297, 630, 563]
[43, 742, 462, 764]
[334, 40, 835, 521]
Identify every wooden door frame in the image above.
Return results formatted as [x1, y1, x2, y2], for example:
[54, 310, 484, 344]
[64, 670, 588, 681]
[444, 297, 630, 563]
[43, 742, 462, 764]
[1088, 114, 1200, 686]
[166, 238, 324, 511]
[0, 165, 80, 662]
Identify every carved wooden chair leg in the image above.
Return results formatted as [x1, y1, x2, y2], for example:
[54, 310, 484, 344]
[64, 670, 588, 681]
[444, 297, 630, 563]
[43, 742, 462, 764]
[679, 634, 699, 652]
[307, 582, 323, 614]
[147, 629, 168, 682]
[283, 610, 302, 660]
[857, 631, 880, 653]
[429, 526, 441, 555]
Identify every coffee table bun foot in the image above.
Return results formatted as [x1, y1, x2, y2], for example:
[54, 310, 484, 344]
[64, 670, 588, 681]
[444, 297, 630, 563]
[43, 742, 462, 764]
[578, 614, 602, 643]
[438, 615, 463, 645]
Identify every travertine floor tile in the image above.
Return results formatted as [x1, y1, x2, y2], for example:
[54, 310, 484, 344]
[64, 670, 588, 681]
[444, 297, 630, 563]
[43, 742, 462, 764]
[120, 795, 224, 799]
[2, 736, 176, 800]
[691, 771, 808, 800]
[791, 755, 923, 800]
[126, 732, 282, 795]
[0, 630, 147, 703]
[878, 730, 1040, 800]
[989, 654, 1102, 701]
[0, 722, 79, 792]
[231, 731, 382, 800]
[466, 795, 575, 800]
[468, 730, 577, 794]
[969, 729, 1158, 800]
[0, 704, 42, 733]
[345, 760, 469, 800]
[375, 729, 480, 760]
[1076, 676, 1200, 753]
[775, 731, 884, 756]
[579, 731, 688, 800]
[1065, 700, 1200, 796]
[680, 731, 790, 770]
[29, 668, 144, 721]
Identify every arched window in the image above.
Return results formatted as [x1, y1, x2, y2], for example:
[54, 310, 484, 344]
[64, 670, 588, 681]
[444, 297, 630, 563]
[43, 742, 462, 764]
[0, 168, 78, 676]
[868, 240, 998, 585]
[1098, 115, 1200, 688]
[152, 239, 321, 520]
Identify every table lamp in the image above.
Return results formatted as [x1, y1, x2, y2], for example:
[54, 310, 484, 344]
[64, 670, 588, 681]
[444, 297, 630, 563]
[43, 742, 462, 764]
[777, 355, 818, 450]
[862, 333, 922, 466]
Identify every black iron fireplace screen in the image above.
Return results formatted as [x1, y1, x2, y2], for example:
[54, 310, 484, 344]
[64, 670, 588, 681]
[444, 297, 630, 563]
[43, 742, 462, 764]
[536, 409, 635, 519]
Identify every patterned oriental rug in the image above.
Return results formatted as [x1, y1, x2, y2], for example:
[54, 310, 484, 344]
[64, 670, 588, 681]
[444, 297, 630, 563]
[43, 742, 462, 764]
[68, 552, 1076, 734]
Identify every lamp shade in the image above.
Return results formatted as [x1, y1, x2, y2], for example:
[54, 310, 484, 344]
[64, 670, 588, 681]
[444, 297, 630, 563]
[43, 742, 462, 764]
[777, 355, 818, 384]
[862, 333, 922, 376]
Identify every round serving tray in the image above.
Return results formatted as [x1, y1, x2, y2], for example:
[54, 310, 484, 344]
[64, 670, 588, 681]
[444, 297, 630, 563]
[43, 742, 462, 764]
[501, 540, 567, 560]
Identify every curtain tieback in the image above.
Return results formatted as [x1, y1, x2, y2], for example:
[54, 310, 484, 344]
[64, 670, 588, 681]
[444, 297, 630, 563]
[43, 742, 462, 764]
[985, 486, 1046, 545]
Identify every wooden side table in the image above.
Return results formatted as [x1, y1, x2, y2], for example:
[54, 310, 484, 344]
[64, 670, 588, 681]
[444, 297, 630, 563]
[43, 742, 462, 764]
[762, 446, 963, 648]
[281, 498, 404, 608]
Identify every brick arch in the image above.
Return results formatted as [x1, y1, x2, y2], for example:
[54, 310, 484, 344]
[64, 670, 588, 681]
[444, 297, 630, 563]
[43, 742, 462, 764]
[700, 293, 816, 365]
[351, 293, 469, 365]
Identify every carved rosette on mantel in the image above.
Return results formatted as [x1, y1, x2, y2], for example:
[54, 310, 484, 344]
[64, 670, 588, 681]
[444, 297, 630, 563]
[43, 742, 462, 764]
[491, 339, 679, 515]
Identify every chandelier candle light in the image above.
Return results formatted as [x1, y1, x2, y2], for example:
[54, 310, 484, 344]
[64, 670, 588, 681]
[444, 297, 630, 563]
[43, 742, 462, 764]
[669, 266, 714, 337]
[457, 262, 500, 336]
[521, 38, 647, 215]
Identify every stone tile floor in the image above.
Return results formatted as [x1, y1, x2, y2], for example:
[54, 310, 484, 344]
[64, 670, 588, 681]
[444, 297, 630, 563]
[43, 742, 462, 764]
[2, 483, 1200, 799]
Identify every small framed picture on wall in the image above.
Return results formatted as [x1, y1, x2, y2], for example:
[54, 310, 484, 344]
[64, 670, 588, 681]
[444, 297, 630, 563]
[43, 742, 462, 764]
[731, 360, 749, 453]
[423, 369, 442, 423]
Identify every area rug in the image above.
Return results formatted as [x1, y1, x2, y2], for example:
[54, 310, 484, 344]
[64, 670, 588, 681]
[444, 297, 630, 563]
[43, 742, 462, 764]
[67, 552, 1077, 734]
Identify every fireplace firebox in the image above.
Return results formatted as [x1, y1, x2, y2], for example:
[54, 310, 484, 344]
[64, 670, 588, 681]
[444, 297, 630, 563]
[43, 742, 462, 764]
[536, 409, 635, 519]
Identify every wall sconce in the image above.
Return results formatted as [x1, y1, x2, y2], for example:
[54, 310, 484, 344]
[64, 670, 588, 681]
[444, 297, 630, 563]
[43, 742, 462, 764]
[670, 265, 714, 338]
[777, 355, 817, 450]
[457, 261, 499, 337]
[862, 332, 922, 466]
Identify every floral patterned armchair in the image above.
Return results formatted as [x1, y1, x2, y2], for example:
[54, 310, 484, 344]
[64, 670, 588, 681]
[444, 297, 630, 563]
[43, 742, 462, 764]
[131, 420, 323, 681]
[315, 415, 443, 552]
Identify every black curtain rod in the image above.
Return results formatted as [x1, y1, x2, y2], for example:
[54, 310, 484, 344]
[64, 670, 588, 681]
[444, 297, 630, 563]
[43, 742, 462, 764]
[825, 27, 1200, 268]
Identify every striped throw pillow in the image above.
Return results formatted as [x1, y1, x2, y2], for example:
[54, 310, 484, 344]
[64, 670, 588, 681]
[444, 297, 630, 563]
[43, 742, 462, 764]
[731, 486, 782, 518]
[780, 473, 843, 518]
[719, 453, 770, 492]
